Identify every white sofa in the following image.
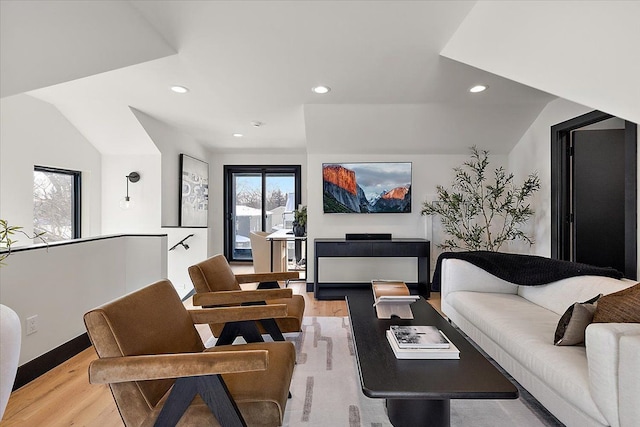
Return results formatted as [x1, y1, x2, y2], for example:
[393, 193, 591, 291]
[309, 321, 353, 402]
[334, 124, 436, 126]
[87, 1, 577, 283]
[440, 258, 640, 427]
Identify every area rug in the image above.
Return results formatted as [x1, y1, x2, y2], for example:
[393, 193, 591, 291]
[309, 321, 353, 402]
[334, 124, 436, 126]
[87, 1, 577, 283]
[281, 317, 564, 427]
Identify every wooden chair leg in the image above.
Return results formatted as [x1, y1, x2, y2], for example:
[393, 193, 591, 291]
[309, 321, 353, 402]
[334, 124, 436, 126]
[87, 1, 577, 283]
[155, 375, 246, 427]
[259, 318, 285, 341]
[155, 377, 197, 426]
[216, 321, 264, 346]
[257, 281, 280, 289]
[198, 375, 247, 427]
[241, 300, 286, 342]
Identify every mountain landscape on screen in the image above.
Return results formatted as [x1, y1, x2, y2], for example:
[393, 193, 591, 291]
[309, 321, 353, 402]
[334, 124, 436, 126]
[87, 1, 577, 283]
[323, 163, 412, 213]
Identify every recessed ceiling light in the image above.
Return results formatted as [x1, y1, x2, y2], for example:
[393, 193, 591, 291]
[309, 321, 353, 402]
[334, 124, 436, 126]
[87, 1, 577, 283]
[469, 85, 487, 93]
[233, 133, 244, 138]
[170, 85, 189, 94]
[312, 85, 331, 94]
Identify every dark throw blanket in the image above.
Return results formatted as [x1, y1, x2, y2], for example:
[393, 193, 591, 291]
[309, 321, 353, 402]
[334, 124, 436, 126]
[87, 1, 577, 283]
[431, 251, 624, 291]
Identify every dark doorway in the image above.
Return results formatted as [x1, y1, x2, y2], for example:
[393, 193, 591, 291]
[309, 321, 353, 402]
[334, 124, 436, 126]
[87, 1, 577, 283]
[573, 129, 625, 272]
[551, 111, 637, 279]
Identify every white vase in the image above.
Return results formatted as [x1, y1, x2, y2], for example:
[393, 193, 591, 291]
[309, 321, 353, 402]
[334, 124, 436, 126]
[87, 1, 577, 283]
[0, 304, 21, 420]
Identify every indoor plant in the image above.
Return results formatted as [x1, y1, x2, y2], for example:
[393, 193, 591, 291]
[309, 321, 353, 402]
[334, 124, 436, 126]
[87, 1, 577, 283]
[1, 219, 45, 264]
[0, 220, 46, 420]
[292, 205, 307, 237]
[421, 146, 540, 251]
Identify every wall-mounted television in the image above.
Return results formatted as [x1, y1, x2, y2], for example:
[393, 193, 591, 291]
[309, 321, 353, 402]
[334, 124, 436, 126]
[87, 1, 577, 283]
[323, 162, 411, 213]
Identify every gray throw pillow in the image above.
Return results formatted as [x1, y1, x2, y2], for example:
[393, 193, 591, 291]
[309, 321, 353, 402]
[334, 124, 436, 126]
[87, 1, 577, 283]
[554, 294, 601, 346]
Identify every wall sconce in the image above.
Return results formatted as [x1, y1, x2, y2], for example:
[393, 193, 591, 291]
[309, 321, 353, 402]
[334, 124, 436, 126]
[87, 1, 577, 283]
[119, 172, 140, 209]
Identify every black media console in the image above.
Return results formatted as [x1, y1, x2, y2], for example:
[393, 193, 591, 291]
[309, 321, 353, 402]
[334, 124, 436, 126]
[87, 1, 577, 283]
[313, 238, 430, 300]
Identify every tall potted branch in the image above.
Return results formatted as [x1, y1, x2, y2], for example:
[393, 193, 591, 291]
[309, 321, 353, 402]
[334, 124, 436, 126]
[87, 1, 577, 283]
[421, 146, 540, 252]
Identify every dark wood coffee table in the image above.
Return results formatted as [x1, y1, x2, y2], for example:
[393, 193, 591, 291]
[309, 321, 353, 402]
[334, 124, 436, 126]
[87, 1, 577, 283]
[346, 292, 518, 427]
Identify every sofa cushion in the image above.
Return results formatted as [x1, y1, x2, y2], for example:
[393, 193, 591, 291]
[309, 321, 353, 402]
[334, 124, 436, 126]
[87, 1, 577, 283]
[441, 258, 519, 299]
[554, 295, 600, 346]
[586, 323, 640, 427]
[618, 334, 640, 427]
[517, 276, 633, 316]
[446, 291, 608, 424]
[593, 282, 640, 323]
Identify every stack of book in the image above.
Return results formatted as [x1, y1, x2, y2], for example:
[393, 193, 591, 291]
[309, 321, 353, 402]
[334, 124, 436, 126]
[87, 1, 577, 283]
[386, 325, 460, 359]
[371, 280, 420, 319]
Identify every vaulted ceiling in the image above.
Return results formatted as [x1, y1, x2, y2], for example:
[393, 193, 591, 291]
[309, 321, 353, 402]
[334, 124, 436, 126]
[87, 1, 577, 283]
[3, 1, 636, 156]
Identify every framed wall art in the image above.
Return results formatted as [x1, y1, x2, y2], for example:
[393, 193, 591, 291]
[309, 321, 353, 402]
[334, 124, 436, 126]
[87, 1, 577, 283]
[179, 154, 209, 227]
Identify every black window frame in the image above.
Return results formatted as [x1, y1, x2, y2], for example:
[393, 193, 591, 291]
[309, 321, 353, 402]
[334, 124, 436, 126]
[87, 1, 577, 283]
[33, 165, 82, 239]
[223, 165, 302, 262]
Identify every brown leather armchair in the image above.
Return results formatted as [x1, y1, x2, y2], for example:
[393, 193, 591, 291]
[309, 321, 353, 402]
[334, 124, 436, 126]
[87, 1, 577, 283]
[84, 279, 295, 427]
[188, 255, 305, 345]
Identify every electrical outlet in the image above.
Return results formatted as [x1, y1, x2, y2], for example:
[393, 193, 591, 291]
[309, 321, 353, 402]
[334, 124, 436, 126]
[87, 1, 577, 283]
[26, 315, 38, 335]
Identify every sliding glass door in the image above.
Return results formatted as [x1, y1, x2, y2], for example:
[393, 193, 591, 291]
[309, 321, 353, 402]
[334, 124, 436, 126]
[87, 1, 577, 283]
[224, 165, 301, 262]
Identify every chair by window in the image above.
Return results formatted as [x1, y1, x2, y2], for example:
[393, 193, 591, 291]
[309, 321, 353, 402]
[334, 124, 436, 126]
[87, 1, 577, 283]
[188, 255, 305, 345]
[84, 279, 295, 427]
[249, 231, 286, 273]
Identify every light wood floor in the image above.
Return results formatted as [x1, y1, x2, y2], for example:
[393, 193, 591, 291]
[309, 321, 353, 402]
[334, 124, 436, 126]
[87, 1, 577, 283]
[1, 273, 440, 427]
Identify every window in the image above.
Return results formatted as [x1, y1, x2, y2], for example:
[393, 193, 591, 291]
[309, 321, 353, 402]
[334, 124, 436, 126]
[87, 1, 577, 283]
[33, 166, 81, 242]
[223, 165, 301, 262]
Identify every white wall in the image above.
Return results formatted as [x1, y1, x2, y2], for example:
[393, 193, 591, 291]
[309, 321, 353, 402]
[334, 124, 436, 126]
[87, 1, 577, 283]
[101, 153, 162, 234]
[0, 94, 102, 241]
[101, 152, 208, 296]
[0, 235, 167, 365]
[304, 103, 546, 156]
[163, 227, 208, 298]
[0, 0, 175, 98]
[131, 109, 211, 227]
[508, 98, 592, 256]
[101, 113, 211, 295]
[442, 1, 640, 125]
[0, 93, 208, 299]
[129, 110, 211, 294]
